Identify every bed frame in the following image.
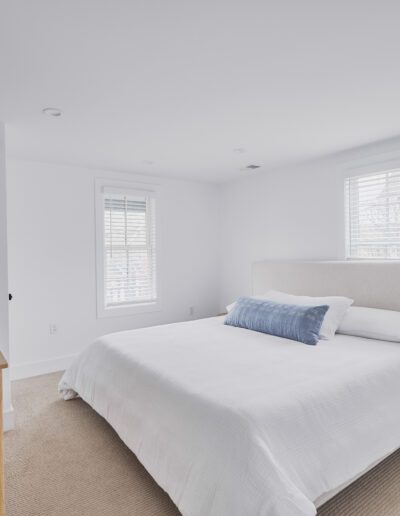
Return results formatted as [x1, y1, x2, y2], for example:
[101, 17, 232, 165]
[252, 260, 400, 311]
[251, 259, 400, 507]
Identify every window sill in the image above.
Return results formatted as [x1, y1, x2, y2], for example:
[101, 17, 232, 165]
[97, 301, 161, 319]
[345, 257, 400, 262]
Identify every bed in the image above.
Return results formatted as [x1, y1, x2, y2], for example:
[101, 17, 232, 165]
[59, 260, 400, 516]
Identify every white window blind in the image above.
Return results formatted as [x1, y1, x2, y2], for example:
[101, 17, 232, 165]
[103, 191, 156, 308]
[345, 169, 400, 259]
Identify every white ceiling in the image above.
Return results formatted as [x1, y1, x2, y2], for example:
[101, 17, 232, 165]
[1, 0, 400, 183]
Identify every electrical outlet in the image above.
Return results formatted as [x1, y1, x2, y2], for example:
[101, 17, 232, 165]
[49, 323, 57, 335]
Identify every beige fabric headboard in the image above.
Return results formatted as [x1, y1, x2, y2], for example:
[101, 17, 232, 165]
[252, 260, 400, 311]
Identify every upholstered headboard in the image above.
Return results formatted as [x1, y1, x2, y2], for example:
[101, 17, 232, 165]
[252, 260, 400, 311]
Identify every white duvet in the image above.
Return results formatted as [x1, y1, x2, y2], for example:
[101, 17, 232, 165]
[59, 317, 400, 516]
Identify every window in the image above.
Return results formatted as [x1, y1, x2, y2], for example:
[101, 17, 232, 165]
[96, 179, 158, 317]
[345, 169, 400, 259]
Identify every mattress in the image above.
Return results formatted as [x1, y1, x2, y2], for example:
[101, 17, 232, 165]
[59, 316, 400, 516]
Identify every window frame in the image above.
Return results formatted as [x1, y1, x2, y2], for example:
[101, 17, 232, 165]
[343, 154, 400, 261]
[95, 177, 161, 318]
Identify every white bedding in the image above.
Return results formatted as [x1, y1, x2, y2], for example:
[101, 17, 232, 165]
[59, 317, 400, 516]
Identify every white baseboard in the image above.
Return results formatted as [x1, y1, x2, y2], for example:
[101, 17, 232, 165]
[10, 354, 77, 381]
[4, 407, 15, 432]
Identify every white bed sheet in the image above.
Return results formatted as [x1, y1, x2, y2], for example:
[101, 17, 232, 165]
[59, 317, 400, 516]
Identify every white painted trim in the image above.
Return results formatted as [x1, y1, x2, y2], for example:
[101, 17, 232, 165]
[336, 151, 400, 260]
[10, 354, 77, 381]
[94, 177, 162, 318]
[99, 302, 162, 318]
[4, 407, 15, 432]
[342, 165, 400, 260]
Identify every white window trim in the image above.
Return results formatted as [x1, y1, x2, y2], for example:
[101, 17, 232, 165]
[95, 177, 162, 318]
[341, 152, 400, 261]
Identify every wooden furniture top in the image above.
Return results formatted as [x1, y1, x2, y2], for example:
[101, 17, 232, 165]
[0, 352, 7, 370]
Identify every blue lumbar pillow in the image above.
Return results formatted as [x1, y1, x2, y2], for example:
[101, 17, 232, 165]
[224, 297, 329, 345]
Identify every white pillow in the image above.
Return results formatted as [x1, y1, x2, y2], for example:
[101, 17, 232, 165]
[264, 291, 353, 340]
[226, 290, 353, 340]
[226, 294, 269, 314]
[337, 306, 400, 342]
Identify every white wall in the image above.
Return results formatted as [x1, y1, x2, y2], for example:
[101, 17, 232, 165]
[0, 125, 13, 429]
[7, 136, 400, 379]
[219, 137, 400, 309]
[7, 160, 220, 379]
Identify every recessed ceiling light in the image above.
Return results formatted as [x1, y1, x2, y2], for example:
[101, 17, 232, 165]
[42, 107, 63, 117]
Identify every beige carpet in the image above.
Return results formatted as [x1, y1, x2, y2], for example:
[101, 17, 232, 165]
[5, 373, 400, 516]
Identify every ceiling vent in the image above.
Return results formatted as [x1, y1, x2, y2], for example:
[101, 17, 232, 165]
[42, 107, 62, 117]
